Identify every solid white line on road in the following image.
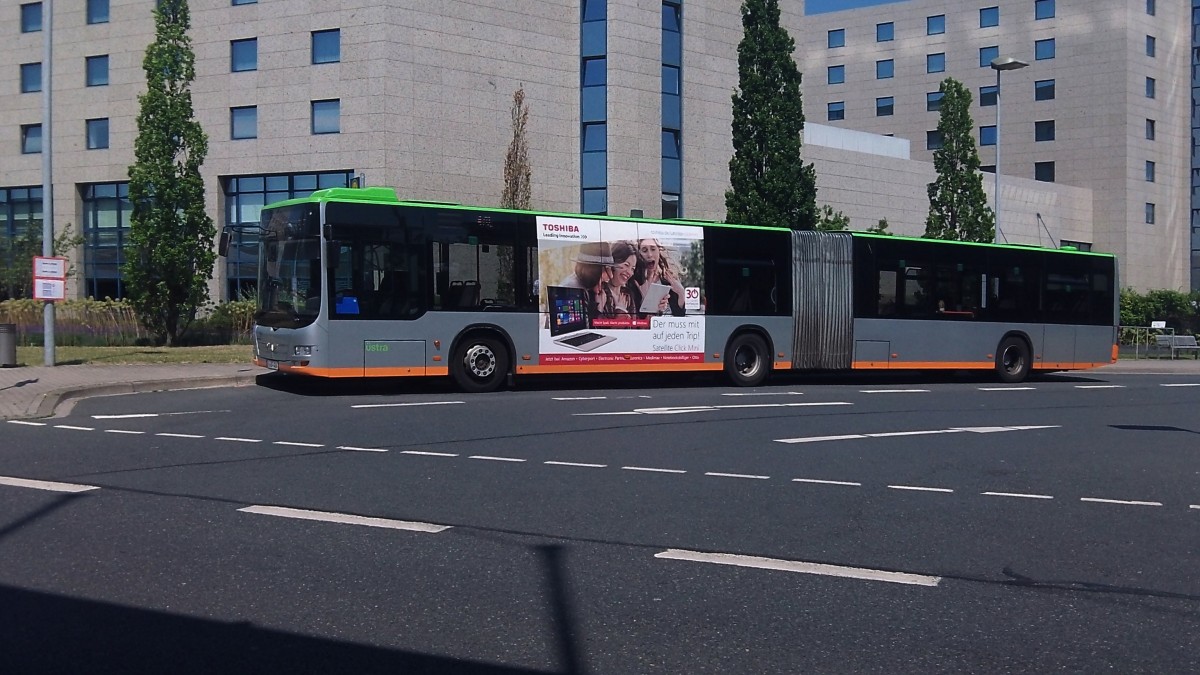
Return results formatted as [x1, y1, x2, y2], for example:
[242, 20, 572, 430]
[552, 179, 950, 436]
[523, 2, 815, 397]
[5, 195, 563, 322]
[865, 430, 958, 438]
[552, 396, 608, 401]
[576, 402, 851, 416]
[721, 391, 804, 397]
[1160, 383, 1200, 387]
[1080, 497, 1162, 507]
[156, 432, 203, 439]
[859, 389, 931, 394]
[216, 436, 262, 443]
[705, 472, 769, 480]
[622, 466, 687, 474]
[6, 420, 46, 426]
[401, 450, 458, 457]
[351, 401, 464, 409]
[978, 387, 1036, 391]
[469, 455, 525, 462]
[54, 425, 94, 431]
[0, 475, 100, 493]
[793, 478, 862, 487]
[777, 433, 866, 444]
[337, 445, 389, 453]
[1191, 505, 1200, 510]
[575, 411, 643, 416]
[273, 441, 325, 448]
[1073, 385, 1125, 389]
[104, 429, 144, 435]
[544, 460, 607, 468]
[655, 549, 941, 587]
[888, 485, 954, 493]
[91, 413, 158, 419]
[775, 425, 1060, 444]
[982, 491, 1054, 500]
[238, 505, 450, 533]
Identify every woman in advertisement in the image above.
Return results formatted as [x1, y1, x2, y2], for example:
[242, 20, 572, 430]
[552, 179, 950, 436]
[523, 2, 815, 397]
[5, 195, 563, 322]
[559, 241, 614, 320]
[602, 241, 644, 319]
[637, 238, 687, 316]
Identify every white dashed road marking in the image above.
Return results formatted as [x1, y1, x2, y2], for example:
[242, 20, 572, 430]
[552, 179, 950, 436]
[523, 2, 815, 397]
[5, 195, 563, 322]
[215, 436, 261, 443]
[104, 429, 144, 435]
[351, 401, 464, 409]
[6, 420, 46, 426]
[793, 478, 861, 487]
[982, 491, 1054, 500]
[544, 461, 607, 468]
[401, 450, 458, 457]
[273, 441, 325, 448]
[655, 549, 941, 587]
[978, 387, 1036, 391]
[1074, 385, 1125, 389]
[157, 433, 203, 439]
[577, 402, 851, 416]
[775, 425, 1059, 444]
[1160, 383, 1200, 387]
[859, 389, 931, 394]
[337, 445, 389, 453]
[469, 455, 525, 462]
[1081, 497, 1162, 507]
[239, 505, 450, 533]
[0, 475, 100, 493]
[54, 425, 94, 431]
[622, 466, 687, 474]
[888, 485, 954, 493]
[705, 472, 769, 480]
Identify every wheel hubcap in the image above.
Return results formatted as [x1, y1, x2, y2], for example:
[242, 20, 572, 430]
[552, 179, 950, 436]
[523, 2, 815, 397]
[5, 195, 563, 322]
[1002, 346, 1023, 373]
[735, 345, 760, 376]
[464, 344, 496, 379]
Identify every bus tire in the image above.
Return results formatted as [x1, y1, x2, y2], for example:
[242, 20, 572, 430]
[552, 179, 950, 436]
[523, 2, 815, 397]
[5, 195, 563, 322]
[725, 332, 770, 387]
[995, 336, 1031, 384]
[451, 335, 509, 393]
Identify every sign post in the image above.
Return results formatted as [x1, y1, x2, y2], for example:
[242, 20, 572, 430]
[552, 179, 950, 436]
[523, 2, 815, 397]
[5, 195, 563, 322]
[33, 257, 67, 303]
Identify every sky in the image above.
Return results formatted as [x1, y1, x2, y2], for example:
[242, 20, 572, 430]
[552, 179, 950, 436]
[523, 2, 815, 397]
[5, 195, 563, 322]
[805, 0, 910, 15]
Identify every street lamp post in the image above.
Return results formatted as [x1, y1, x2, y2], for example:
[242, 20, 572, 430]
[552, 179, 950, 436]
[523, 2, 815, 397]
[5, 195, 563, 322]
[990, 56, 1028, 244]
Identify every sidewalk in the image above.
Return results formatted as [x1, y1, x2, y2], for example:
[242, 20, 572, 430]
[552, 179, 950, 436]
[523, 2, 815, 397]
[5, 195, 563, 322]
[2, 358, 1199, 422]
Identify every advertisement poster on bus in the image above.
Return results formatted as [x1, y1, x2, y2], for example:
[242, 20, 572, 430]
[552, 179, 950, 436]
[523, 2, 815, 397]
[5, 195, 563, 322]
[536, 215, 704, 365]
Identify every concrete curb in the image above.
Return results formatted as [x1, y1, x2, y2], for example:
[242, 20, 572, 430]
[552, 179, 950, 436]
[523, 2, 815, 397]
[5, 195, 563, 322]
[27, 372, 261, 419]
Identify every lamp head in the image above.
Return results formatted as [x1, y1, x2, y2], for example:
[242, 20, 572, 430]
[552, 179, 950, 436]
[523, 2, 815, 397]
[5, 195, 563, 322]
[991, 57, 1029, 71]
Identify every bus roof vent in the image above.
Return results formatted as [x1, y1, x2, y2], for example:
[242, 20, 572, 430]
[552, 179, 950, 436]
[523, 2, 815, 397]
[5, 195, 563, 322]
[401, 199, 463, 206]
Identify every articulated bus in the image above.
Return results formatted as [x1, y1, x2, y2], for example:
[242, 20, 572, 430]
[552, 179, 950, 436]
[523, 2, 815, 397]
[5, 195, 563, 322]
[219, 186, 1117, 392]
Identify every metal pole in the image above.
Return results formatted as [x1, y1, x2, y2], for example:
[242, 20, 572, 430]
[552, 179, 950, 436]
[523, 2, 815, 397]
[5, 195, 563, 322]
[42, 0, 55, 366]
[994, 67, 1001, 244]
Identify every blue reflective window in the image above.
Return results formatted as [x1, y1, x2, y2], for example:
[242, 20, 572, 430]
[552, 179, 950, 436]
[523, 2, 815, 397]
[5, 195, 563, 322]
[21, 124, 41, 154]
[581, 86, 606, 122]
[980, 6, 999, 28]
[828, 28, 845, 48]
[582, 58, 606, 87]
[87, 0, 109, 24]
[582, 21, 606, 56]
[582, 123, 606, 152]
[926, 92, 943, 112]
[582, 189, 606, 215]
[662, 3, 680, 32]
[876, 22, 893, 42]
[1145, 202, 1155, 223]
[980, 85, 998, 107]
[927, 53, 945, 73]
[1035, 0, 1054, 20]
[662, 65, 680, 95]
[662, 29, 681, 66]
[1146, 35, 1155, 57]
[1145, 77, 1155, 98]
[21, 3, 41, 33]
[583, 0, 605, 22]
[581, 152, 606, 189]
[312, 29, 340, 64]
[1035, 161, 1055, 182]
[231, 106, 257, 140]
[86, 55, 109, 86]
[1035, 79, 1055, 101]
[1035, 120, 1055, 142]
[827, 101, 845, 121]
[980, 46, 999, 67]
[927, 15, 945, 35]
[1035, 38, 1055, 60]
[662, 129, 680, 159]
[311, 99, 340, 134]
[662, 157, 681, 194]
[876, 59, 893, 79]
[927, 130, 943, 150]
[662, 94, 681, 129]
[231, 39, 257, 72]
[828, 65, 845, 84]
[232, 0, 256, 5]
[876, 96, 894, 117]
[20, 63, 41, 93]
[86, 118, 110, 150]
[980, 126, 996, 146]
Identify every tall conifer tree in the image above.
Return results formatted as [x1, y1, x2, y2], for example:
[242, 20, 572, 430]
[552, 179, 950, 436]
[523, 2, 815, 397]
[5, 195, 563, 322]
[125, 0, 214, 345]
[725, 0, 816, 229]
[924, 78, 996, 242]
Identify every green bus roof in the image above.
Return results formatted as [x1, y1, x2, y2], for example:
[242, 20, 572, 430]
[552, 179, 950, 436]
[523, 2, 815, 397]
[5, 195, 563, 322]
[262, 187, 1113, 257]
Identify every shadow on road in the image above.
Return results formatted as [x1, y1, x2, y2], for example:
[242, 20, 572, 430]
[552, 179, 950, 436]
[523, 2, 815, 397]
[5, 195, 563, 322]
[1109, 424, 1200, 435]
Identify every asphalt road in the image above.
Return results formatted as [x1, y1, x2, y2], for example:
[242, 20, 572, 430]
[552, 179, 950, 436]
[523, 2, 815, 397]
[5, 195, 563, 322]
[2, 371, 1199, 673]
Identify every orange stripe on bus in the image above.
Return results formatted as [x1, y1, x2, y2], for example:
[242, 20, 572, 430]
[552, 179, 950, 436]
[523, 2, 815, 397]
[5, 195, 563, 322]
[517, 363, 724, 375]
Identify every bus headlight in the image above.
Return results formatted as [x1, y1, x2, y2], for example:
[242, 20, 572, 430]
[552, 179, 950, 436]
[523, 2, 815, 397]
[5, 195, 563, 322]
[294, 345, 313, 357]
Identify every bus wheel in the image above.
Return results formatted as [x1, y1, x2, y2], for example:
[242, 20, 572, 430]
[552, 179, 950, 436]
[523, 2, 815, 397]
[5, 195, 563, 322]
[725, 333, 770, 387]
[995, 337, 1031, 384]
[451, 335, 508, 393]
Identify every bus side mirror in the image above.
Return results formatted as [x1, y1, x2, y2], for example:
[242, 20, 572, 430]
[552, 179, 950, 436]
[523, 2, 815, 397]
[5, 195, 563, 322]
[217, 228, 232, 257]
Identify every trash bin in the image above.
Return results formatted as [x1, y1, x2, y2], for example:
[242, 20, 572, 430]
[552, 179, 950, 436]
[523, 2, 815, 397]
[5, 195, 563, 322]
[0, 323, 16, 367]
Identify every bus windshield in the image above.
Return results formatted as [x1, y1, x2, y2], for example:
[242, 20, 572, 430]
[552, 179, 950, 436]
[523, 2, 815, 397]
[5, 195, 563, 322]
[256, 205, 321, 329]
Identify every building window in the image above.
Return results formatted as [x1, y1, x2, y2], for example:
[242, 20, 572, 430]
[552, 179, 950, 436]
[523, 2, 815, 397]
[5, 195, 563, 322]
[1035, 0, 1054, 20]
[980, 6, 999, 28]
[926, 91, 944, 112]
[1035, 38, 1055, 60]
[661, 128, 681, 202]
[1035, 161, 1055, 182]
[980, 165, 996, 174]
[1060, 240, 1092, 251]
[662, 1, 682, 217]
[231, 106, 257, 140]
[1146, 119, 1156, 140]
[311, 99, 340, 134]
[1145, 203, 1156, 224]
[232, 0, 256, 5]
[980, 46, 999, 67]
[0, 187, 44, 300]
[980, 125, 997, 146]
[876, 96, 894, 117]
[927, 130, 943, 150]
[876, 22, 893, 42]
[876, 59, 893, 79]
[86, 118, 109, 149]
[312, 29, 340, 64]
[20, 63, 41, 93]
[582, 0, 607, 215]
[827, 101, 845, 121]
[1146, 77, 1155, 98]
[1147, 0, 1155, 16]
[85, 55, 109, 86]
[582, 57, 606, 123]
[927, 53, 945, 73]
[20, 3, 41, 33]
[1034, 120, 1055, 142]
[581, 121, 606, 191]
[87, 0, 109, 24]
[81, 182, 131, 300]
[1035, 79, 1055, 101]
[231, 38, 257, 72]
[828, 28, 845, 48]
[927, 15, 945, 35]
[828, 64, 845, 85]
[979, 85, 998, 107]
[21, 124, 41, 154]
[1146, 160, 1156, 182]
[1146, 35, 1156, 58]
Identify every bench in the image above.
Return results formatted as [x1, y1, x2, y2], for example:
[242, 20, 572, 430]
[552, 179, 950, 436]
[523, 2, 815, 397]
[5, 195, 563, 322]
[1154, 334, 1200, 359]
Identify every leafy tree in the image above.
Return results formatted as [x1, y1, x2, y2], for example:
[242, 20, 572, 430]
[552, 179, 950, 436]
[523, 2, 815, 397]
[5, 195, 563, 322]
[814, 205, 849, 231]
[501, 85, 532, 211]
[924, 78, 995, 242]
[725, 0, 817, 230]
[124, 0, 214, 346]
[0, 224, 83, 301]
[868, 218, 893, 235]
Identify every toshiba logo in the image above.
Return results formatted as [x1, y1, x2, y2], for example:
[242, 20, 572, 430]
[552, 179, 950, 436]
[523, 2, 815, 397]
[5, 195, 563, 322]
[542, 223, 580, 233]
